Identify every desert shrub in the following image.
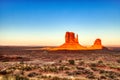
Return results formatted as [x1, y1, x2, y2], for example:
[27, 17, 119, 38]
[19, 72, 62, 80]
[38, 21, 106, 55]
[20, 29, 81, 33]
[79, 61, 84, 65]
[59, 60, 62, 63]
[76, 66, 85, 70]
[99, 70, 105, 74]
[98, 60, 103, 64]
[59, 66, 64, 71]
[108, 75, 116, 79]
[84, 69, 93, 75]
[110, 65, 118, 69]
[90, 63, 97, 67]
[107, 71, 117, 79]
[68, 60, 75, 65]
[74, 79, 81, 80]
[0, 69, 12, 75]
[23, 66, 32, 71]
[49, 67, 58, 72]
[116, 59, 120, 63]
[62, 78, 69, 80]
[52, 76, 61, 80]
[2, 59, 8, 62]
[116, 67, 120, 71]
[0, 70, 7, 75]
[66, 71, 74, 76]
[74, 70, 82, 75]
[41, 75, 48, 78]
[20, 60, 24, 64]
[64, 66, 70, 70]
[16, 75, 29, 80]
[91, 67, 98, 71]
[17, 57, 23, 59]
[48, 75, 51, 78]
[100, 75, 107, 79]
[86, 74, 96, 79]
[27, 72, 38, 77]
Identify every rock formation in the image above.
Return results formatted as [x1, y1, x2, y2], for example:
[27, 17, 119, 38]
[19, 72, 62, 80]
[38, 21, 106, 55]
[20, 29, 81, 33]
[65, 32, 78, 43]
[94, 39, 102, 46]
[91, 39, 102, 49]
[50, 31, 103, 50]
[58, 32, 85, 50]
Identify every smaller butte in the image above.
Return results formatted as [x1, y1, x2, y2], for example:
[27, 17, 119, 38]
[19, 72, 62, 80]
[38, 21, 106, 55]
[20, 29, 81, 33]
[51, 31, 103, 50]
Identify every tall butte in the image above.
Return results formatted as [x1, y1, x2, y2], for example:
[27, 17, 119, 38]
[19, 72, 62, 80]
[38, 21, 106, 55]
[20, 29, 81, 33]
[58, 32, 85, 50]
[52, 31, 103, 50]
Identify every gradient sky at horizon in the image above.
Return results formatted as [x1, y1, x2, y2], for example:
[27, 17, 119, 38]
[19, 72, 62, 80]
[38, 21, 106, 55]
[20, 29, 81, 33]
[0, 0, 120, 47]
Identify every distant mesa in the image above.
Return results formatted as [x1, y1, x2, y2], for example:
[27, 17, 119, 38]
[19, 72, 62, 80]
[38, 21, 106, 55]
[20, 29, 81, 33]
[50, 31, 103, 50]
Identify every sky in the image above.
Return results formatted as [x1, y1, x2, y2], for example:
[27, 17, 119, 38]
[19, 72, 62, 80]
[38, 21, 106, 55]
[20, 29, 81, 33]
[0, 0, 120, 47]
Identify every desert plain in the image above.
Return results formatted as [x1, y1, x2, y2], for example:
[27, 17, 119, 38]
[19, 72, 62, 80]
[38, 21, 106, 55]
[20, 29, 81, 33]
[0, 46, 120, 80]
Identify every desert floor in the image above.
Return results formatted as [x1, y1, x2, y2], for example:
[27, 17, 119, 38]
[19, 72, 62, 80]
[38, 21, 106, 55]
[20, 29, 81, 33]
[0, 46, 120, 80]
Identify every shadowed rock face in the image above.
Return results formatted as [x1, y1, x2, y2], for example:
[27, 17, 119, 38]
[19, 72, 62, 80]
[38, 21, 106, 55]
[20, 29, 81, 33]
[51, 32, 103, 50]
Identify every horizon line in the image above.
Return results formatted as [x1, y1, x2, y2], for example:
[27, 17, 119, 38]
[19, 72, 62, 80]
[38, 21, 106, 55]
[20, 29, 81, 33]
[0, 44, 120, 47]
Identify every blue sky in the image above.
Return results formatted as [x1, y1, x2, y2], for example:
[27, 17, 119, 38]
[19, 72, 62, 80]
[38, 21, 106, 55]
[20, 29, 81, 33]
[0, 0, 120, 46]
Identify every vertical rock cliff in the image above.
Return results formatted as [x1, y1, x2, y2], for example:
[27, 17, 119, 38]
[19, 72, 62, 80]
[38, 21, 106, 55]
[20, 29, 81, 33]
[65, 32, 78, 43]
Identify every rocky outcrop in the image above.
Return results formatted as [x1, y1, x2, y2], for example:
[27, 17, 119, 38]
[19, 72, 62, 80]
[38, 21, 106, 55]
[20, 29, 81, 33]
[65, 32, 78, 43]
[50, 31, 103, 50]
[91, 39, 102, 49]
[94, 39, 102, 46]
[58, 32, 85, 50]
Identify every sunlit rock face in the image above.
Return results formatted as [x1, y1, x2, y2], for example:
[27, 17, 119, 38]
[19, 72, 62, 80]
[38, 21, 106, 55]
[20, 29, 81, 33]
[65, 32, 78, 43]
[90, 39, 102, 49]
[94, 39, 102, 45]
[50, 32, 103, 50]
[57, 32, 85, 50]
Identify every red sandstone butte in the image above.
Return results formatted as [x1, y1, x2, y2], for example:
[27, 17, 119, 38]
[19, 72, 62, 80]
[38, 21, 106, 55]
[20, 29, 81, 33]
[51, 32, 103, 50]
[57, 32, 85, 50]
[91, 39, 102, 49]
